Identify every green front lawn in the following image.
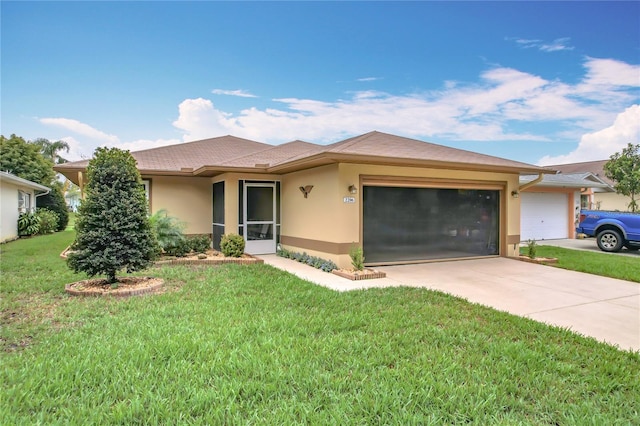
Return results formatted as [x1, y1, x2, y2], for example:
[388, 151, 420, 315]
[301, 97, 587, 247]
[2, 231, 639, 424]
[522, 245, 640, 283]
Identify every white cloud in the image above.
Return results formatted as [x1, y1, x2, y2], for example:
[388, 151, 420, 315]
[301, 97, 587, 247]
[357, 77, 381, 82]
[539, 38, 574, 52]
[538, 104, 640, 165]
[39, 117, 120, 144]
[580, 57, 640, 88]
[172, 98, 237, 141]
[169, 57, 638, 146]
[510, 37, 573, 52]
[211, 89, 257, 98]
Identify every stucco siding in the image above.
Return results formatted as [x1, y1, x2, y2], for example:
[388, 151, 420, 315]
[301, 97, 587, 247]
[1, 182, 22, 242]
[595, 192, 634, 212]
[146, 176, 212, 235]
[280, 163, 521, 267]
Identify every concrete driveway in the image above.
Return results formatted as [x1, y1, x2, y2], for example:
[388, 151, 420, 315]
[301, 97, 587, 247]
[261, 255, 639, 352]
[537, 238, 640, 257]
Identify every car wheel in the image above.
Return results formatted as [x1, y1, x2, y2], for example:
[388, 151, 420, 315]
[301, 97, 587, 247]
[597, 230, 624, 252]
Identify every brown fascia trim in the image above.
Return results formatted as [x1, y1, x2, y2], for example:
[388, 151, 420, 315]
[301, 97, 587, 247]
[269, 152, 552, 175]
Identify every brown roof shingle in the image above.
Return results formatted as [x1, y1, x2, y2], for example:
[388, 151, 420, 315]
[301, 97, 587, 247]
[55, 131, 551, 180]
[548, 160, 613, 186]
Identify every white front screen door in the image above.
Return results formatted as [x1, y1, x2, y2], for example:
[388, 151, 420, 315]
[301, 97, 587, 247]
[244, 182, 276, 254]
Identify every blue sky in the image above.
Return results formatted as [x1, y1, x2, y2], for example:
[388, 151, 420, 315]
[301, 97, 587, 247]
[2, 1, 639, 165]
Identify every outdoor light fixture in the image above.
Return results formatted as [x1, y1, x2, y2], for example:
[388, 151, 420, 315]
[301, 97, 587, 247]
[299, 185, 313, 198]
[348, 184, 358, 194]
[511, 190, 519, 198]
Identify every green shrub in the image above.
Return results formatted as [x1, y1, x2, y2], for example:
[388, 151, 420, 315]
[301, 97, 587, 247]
[67, 147, 159, 284]
[526, 239, 537, 259]
[18, 212, 40, 237]
[35, 208, 59, 234]
[188, 235, 211, 254]
[220, 234, 245, 258]
[149, 209, 185, 250]
[36, 185, 69, 231]
[164, 239, 191, 257]
[349, 244, 365, 271]
[277, 248, 337, 272]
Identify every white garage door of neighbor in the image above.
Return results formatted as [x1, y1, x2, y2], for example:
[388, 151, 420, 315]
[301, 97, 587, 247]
[521, 192, 568, 241]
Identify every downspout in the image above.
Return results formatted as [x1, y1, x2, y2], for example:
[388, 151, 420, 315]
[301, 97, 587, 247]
[34, 187, 51, 213]
[34, 188, 51, 200]
[518, 172, 545, 192]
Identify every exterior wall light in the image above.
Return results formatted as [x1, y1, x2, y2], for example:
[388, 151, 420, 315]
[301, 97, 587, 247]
[348, 184, 358, 194]
[511, 190, 519, 198]
[299, 185, 313, 198]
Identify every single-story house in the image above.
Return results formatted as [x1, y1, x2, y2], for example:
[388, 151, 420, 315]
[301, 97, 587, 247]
[55, 131, 555, 268]
[519, 172, 610, 241]
[549, 160, 629, 211]
[0, 171, 50, 243]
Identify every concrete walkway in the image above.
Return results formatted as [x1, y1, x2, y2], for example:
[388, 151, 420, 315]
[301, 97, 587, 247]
[261, 255, 639, 352]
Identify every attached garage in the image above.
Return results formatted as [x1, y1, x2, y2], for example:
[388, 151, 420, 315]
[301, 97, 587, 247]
[363, 185, 500, 264]
[520, 192, 568, 241]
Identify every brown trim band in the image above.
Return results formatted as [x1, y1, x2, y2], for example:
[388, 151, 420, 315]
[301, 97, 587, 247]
[280, 235, 352, 255]
[506, 235, 521, 244]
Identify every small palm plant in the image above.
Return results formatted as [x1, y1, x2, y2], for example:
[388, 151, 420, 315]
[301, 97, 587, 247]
[349, 244, 365, 271]
[149, 209, 185, 251]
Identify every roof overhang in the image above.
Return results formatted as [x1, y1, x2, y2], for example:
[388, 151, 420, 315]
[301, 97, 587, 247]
[0, 171, 50, 192]
[55, 149, 553, 182]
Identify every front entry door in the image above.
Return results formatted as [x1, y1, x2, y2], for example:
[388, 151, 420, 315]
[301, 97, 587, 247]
[244, 182, 276, 254]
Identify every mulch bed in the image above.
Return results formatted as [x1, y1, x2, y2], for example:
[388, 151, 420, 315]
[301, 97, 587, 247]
[154, 251, 263, 266]
[514, 255, 559, 265]
[65, 277, 164, 297]
[332, 268, 387, 281]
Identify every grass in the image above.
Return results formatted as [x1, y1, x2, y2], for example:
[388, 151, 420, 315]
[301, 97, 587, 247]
[521, 245, 640, 283]
[1, 230, 639, 424]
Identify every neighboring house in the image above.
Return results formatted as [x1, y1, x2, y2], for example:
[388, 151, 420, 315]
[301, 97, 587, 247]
[549, 160, 631, 211]
[0, 171, 50, 243]
[55, 131, 553, 268]
[519, 173, 610, 241]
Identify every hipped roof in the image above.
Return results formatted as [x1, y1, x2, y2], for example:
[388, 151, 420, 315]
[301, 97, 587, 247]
[55, 131, 554, 184]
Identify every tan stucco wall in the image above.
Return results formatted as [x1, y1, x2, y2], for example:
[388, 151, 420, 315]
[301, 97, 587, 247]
[594, 192, 633, 212]
[145, 176, 212, 235]
[281, 163, 521, 268]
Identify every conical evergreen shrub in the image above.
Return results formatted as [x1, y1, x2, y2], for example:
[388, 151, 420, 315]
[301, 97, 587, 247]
[67, 148, 158, 283]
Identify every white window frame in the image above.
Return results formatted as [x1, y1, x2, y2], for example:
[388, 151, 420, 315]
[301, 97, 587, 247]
[18, 191, 31, 214]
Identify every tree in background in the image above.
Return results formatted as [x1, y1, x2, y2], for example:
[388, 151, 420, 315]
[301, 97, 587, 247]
[604, 143, 640, 212]
[68, 147, 158, 284]
[0, 134, 68, 230]
[0, 134, 55, 184]
[31, 138, 70, 164]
